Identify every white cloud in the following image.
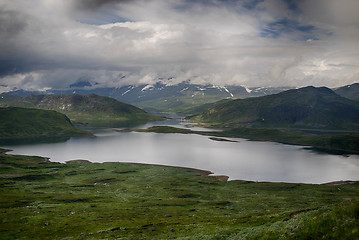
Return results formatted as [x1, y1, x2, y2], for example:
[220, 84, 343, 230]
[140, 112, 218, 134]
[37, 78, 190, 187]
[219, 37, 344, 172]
[0, 0, 358, 92]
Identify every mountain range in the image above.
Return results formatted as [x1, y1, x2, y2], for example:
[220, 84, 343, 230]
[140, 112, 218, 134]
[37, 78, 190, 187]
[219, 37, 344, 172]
[3, 81, 289, 100]
[3, 81, 358, 115]
[2, 81, 291, 114]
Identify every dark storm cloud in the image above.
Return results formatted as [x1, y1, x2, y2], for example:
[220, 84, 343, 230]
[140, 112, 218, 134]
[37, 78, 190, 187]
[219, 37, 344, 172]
[0, 60, 30, 78]
[71, 0, 134, 11]
[0, 8, 28, 77]
[282, 0, 300, 11]
[0, 8, 27, 39]
[0, 0, 358, 93]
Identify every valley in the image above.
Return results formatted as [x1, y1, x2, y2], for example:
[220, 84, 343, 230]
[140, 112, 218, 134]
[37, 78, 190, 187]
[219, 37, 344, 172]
[1, 82, 359, 239]
[2, 1, 359, 238]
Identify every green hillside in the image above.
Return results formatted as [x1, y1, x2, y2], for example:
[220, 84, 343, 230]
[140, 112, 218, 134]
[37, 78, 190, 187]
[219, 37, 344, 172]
[133, 95, 230, 115]
[0, 107, 91, 138]
[1, 151, 359, 239]
[193, 86, 359, 130]
[0, 94, 24, 104]
[18, 94, 163, 125]
[335, 83, 359, 101]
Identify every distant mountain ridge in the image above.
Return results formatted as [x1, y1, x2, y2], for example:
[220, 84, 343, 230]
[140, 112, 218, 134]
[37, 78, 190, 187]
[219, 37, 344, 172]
[3, 82, 290, 100]
[2, 81, 291, 114]
[192, 86, 359, 130]
[3, 81, 358, 115]
[4, 82, 358, 104]
[334, 83, 359, 102]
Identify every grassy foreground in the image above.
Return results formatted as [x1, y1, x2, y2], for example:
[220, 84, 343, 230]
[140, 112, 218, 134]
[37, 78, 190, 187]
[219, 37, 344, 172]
[1, 149, 359, 239]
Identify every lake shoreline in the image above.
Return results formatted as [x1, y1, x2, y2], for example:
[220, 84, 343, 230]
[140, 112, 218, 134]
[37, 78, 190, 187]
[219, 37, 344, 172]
[2, 148, 355, 186]
[132, 125, 359, 155]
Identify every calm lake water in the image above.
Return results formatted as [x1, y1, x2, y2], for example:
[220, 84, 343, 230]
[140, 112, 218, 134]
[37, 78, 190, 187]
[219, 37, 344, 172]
[2, 119, 359, 184]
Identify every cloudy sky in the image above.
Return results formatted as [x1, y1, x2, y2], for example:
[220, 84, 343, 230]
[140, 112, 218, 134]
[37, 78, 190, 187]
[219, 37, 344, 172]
[0, 0, 358, 92]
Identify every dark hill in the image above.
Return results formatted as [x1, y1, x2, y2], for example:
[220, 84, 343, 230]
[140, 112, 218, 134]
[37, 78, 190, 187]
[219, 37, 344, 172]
[22, 94, 163, 124]
[0, 107, 91, 138]
[192, 86, 359, 130]
[334, 83, 359, 101]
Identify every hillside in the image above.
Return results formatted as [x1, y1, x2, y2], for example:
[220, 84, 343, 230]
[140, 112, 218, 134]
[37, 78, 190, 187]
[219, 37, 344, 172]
[335, 83, 359, 101]
[179, 98, 232, 116]
[192, 86, 359, 130]
[0, 107, 91, 138]
[0, 94, 24, 104]
[133, 95, 233, 115]
[1, 151, 359, 239]
[8, 94, 163, 125]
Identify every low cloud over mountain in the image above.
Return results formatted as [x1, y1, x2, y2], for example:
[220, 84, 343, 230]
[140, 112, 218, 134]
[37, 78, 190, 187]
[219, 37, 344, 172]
[1, 0, 359, 93]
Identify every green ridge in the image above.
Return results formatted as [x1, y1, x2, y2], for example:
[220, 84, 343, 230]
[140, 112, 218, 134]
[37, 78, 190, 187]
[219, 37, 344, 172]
[2, 94, 164, 126]
[192, 86, 359, 130]
[0, 107, 91, 138]
[133, 95, 230, 115]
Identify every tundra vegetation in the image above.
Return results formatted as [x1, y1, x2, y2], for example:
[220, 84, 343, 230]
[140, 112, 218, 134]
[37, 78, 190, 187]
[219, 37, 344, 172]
[0, 149, 359, 239]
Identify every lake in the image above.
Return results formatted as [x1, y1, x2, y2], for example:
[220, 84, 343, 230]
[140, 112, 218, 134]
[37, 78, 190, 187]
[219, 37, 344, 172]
[2, 119, 359, 184]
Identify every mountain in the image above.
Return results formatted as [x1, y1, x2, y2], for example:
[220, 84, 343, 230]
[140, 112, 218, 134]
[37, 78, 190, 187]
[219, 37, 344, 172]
[19, 94, 163, 125]
[334, 83, 359, 101]
[0, 107, 91, 138]
[192, 86, 359, 130]
[2, 81, 290, 115]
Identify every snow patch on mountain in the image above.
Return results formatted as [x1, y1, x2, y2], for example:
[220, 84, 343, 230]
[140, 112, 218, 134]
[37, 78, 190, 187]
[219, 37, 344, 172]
[122, 86, 135, 96]
[141, 84, 154, 92]
[180, 87, 189, 92]
[223, 87, 234, 97]
[244, 86, 252, 93]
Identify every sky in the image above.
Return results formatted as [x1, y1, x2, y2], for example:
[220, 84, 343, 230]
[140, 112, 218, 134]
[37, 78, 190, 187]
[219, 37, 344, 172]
[0, 0, 358, 92]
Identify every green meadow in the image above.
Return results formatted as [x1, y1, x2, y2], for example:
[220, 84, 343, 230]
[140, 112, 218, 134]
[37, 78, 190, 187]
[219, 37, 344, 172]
[1, 149, 358, 239]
